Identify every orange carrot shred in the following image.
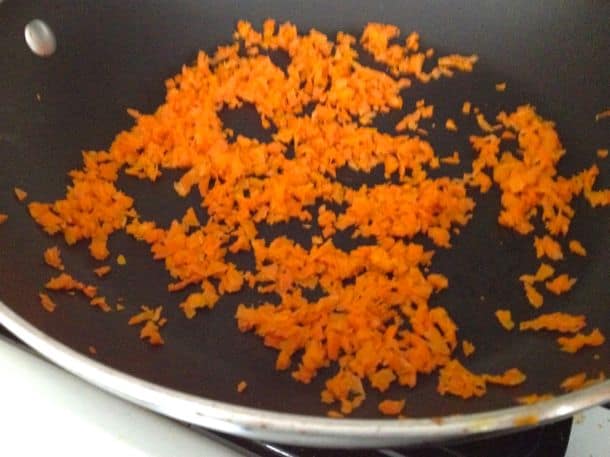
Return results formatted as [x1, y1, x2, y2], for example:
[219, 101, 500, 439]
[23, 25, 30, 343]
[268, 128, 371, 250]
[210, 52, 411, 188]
[462, 340, 476, 357]
[39, 292, 57, 312]
[237, 380, 248, 393]
[14, 187, 27, 202]
[43, 246, 64, 271]
[545, 274, 576, 295]
[94, 265, 112, 277]
[378, 399, 405, 416]
[495, 310, 515, 331]
[520, 313, 586, 333]
[568, 240, 587, 256]
[557, 329, 605, 353]
[0, 213, 7, 225]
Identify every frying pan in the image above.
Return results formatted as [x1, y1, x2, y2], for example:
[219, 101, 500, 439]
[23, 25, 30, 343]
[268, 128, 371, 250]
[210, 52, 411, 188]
[0, 0, 608, 448]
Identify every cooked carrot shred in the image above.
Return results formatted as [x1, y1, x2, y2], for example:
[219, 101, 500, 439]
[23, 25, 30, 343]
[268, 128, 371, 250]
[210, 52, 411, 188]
[378, 399, 405, 415]
[519, 313, 585, 333]
[560, 372, 587, 392]
[495, 310, 514, 331]
[440, 151, 460, 165]
[0, 213, 7, 225]
[495, 82, 506, 92]
[545, 274, 576, 295]
[462, 101, 472, 115]
[462, 340, 475, 357]
[534, 236, 563, 261]
[445, 118, 458, 132]
[237, 380, 248, 393]
[14, 187, 27, 202]
[117, 254, 127, 265]
[568, 240, 587, 256]
[94, 265, 112, 277]
[45, 272, 97, 298]
[597, 148, 608, 159]
[43, 246, 64, 271]
[557, 329, 605, 353]
[129, 306, 164, 345]
[438, 360, 524, 399]
[39, 292, 57, 312]
[88, 345, 97, 355]
[90, 296, 112, 312]
[523, 283, 544, 308]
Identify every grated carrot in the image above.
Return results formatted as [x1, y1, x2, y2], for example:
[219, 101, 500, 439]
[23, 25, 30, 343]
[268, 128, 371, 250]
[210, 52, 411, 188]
[597, 148, 608, 159]
[237, 380, 248, 393]
[378, 399, 405, 415]
[117, 254, 127, 265]
[523, 282, 544, 308]
[461, 101, 471, 115]
[45, 272, 97, 298]
[94, 265, 112, 277]
[545, 274, 576, 295]
[90, 296, 112, 313]
[445, 118, 458, 132]
[43, 246, 64, 271]
[438, 360, 524, 399]
[560, 372, 587, 392]
[534, 236, 563, 261]
[14, 187, 27, 202]
[440, 151, 460, 165]
[568, 240, 586, 256]
[495, 82, 506, 92]
[520, 313, 585, 333]
[462, 340, 475, 357]
[495, 310, 515, 330]
[0, 213, 7, 224]
[557, 329, 605, 353]
[39, 292, 57, 312]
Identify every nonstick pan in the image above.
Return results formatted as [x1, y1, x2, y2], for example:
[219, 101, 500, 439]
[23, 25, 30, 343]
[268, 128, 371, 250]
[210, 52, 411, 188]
[0, 0, 608, 448]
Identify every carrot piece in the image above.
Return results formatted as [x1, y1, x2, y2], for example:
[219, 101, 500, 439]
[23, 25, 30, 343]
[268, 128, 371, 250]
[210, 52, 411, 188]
[39, 292, 57, 312]
[445, 118, 458, 132]
[495, 310, 515, 331]
[568, 240, 587, 256]
[557, 329, 605, 353]
[94, 265, 112, 277]
[14, 187, 27, 201]
[560, 372, 587, 392]
[520, 313, 586, 333]
[462, 101, 471, 115]
[0, 213, 7, 224]
[378, 399, 405, 416]
[43, 246, 64, 271]
[462, 340, 476, 357]
[545, 274, 576, 295]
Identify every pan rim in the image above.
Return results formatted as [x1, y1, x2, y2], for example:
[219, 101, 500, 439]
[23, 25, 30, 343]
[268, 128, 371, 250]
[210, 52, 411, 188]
[1, 300, 608, 448]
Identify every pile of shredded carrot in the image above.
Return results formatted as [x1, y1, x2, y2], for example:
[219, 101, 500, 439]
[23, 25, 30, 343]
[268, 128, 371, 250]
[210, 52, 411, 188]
[20, 20, 608, 416]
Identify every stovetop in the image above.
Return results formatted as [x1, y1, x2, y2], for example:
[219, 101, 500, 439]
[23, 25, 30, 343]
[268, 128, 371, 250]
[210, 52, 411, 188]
[0, 324, 607, 457]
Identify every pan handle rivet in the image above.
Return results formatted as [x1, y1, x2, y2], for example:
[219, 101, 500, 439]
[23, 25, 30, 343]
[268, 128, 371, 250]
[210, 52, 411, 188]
[24, 19, 56, 57]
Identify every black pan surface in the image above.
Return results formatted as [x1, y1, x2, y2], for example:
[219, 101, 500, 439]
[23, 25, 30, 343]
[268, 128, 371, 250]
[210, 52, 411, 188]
[0, 0, 608, 421]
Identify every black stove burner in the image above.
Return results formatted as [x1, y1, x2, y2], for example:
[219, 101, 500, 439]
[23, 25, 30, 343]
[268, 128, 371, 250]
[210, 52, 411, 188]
[204, 418, 572, 457]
